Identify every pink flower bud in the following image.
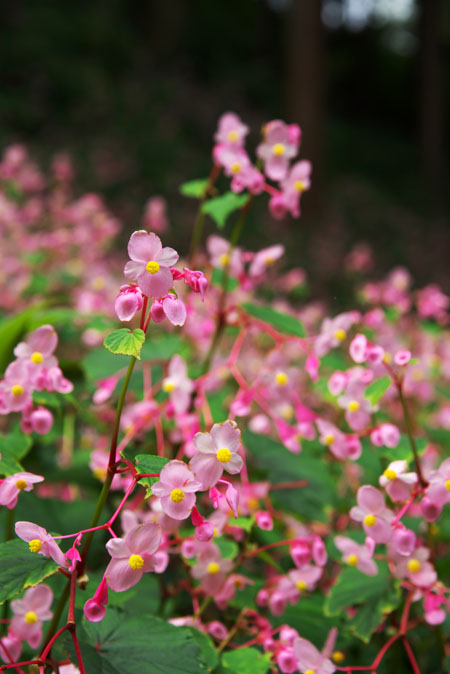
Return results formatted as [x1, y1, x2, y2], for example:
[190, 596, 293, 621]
[181, 539, 196, 559]
[290, 543, 311, 568]
[256, 589, 269, 606]
[280, 625, 299, 645]
[163, 296, 187, 326]
[312, 537, 327, 566]
[349, 334, 368, 363]
[84, 597, 107, 622]
[391, 528, 416, 556]
[225, 482, 239, 519]
[191, 505, 205, 527]
[328, 371, 348, 396]
[114, 292, 141, 322]
[269, 193, 287, 220]
[420, 497, 442, 522]
[195, 522, 214, 542]
[30, 407, 53, 435]
[276, 647, 298, 674]
[305, 355, 319, 382]
[208, 621, 228, 640]
[150, 300, 166, 322]
[255, 510, 273, 531]
[394, 349, 411, 366]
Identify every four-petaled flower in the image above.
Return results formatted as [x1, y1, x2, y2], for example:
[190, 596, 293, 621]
[190, 420, 243, 489]
[105, 522, 161, 591]
[124, 230, 178, 299]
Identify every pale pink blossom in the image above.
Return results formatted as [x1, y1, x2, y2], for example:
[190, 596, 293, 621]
[394, 547, 437, 587]
[15, 521, 67, 566]
[294, 637, 335, 674]
[14, 325, 58, 373]
[124, 230, 178, 298]
[350, 486, 394, 543]
[191, 544, 233, 595]
[0, 472, 44, 509]
[214, 112, 249, 147]
[248, 244, 285, 278]
[0, 360, 32, 413]
[190, 420, 243, 488]
[105, 522, 161, 592]
[206, 235, 243, 277]
[10, 584, 53, 649]
[314, 312, 359, 357]
[379, 460, 417, 502]
[151, 460, 202, 520]
[334, 536, 378, 576]
[257, 120, 300, 181]
[279, 160, 312, 217]
[424, 457, 450, 508]
[162, 355, 193, 414]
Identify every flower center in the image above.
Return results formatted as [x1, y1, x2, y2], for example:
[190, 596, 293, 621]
[11, 384, 24, 396]
[294, 180, 306, 192]
[29, 539, 42, 554]
[445, 479, 450, 491]
[272, 143, 285, 156]
[92, 276, 106, 290]
[216, 447, 231, 463]
[323, 434, 335, 446]
[265, 256, 275, 266]
[146, 260, 160, 274]
[383, 469, 397, 481]
[334, 328, 347, 341]
[162, 380, 176, 393]
[332, 651, 345, 664]
[305, 670, 316, 674]
[207, 562, 220, 574]
[364, 514, 377, 527]
[128, 554, 144, 570]
[24, 611, 38, 625]
[31, 351, 43, 364]
[93, 467, 107, 481]
[170, 488, 185, 503]
[231, 162, 241, 174]
[347, 400, 360, 413]
[15, 479, 28, 490]
[227, 130, 239, 142]
[407, 559, 421, 573]
[295, 579, 308, 591]
[280, 404, 294, 420]
[347, 554, 358, 566]
[219, 253, 230, 267]
[275, 371, 288, 386]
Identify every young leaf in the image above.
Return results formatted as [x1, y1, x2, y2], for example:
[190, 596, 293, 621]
[364, 375, 391, 406]
[133, 454, 170, 492]
[324, 562, 392, 615]
[180, 178, 209, 199]
[222, 647, 272, 674]
[0, 540, 59, 604]
[202, 192, 248, 229]
[242, 302, 306, 338]
[104, 328, 145, 360]
[0, 431, 33, 477]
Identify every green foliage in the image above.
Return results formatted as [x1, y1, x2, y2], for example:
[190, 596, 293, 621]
[129, 453, 169, 493]
[364, 376, 392, 406]
[0, 539, 59, 604]
[211, 268, 239, 291]
[241, 302, 306, 338]
[348, 583, 401, 642]
[180, 178, 209, 199]
[0, 430, 32, 476]
[0, 304, 45, 374]
[202, 192, 248, 229]
[104, 328, 145, 359]
[380, 434, 427, 462]
[221, 647, 272, 674]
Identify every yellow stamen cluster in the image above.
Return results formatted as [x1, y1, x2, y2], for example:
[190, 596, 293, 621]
[296, 579, 308, 591]
[280, 404, 294, 420]
[92, 276, 106, 291]
[227, 130, 239, 142]
[24, 611, 38, 625]
[219, 253, 230, 267]
[364, 514, 377, 527]
[407, 559, 421, 573]
[294, 180, 306, 192]
[207, 562, 220, 574]
[15, 479, 28, 490]
[170, 488, 185, 503]
[231, 162, 241, 174]
[272, 143, 285, 156]
[304, 670, 316, 674]
[275, 372, 288, 386]
[11, 384, 24, 397]
[347, 554, 358, 566]
[162, 380, 176, 393]
[31, 351, 43, 364]
[332, 651, 345, 664]
[347, 400, 360, 413]
[265, 256, 275, 266]
[383, 468, 397, 481]
[29, 539, 42, 554]
[93, 467, 107, 481]
[217, 447, 231, 464]
[323, 434, 335, 446]
[128, 554, 144, 570]
[146, 260, 160, 274]
[334, 328, 347, 341]
[445, 479, 450, 491]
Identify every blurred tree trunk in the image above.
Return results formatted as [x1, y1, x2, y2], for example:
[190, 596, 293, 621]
[418, 0, 445, 201]
[284, 0, 324, 217]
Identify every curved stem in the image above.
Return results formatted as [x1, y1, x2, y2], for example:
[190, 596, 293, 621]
[397, 384, 426, 487]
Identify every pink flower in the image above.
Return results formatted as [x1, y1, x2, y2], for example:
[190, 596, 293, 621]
[0, 628, 22, 664]
[151, 460, 202, 520]
[29, 407, 54, 434]
[248, 245, 285, 278]
[206, 235, 243, 277]
[14, 325, 58, 373]
[334, 536, 378, 576]
[293, 637, 335, 674]
[394, 349, 411, 366]
[190, 420, 243, 489]
[314, 312, 359, 357]
[114, 284, 143, 322]
[424, 457, 450, 508]
[350, 486, 394, 543]
[214, 112, 249, 147]
[287, 565, 323, 596]
[162, 355, 194, 414]
[161, 295, 187, 326]
[370, 423, 400, 448]
[280, 160, 312, 217]
[257, 120, 300, 181]
[191, 544, 233, 595]
[105, 522, 161, 592]
[10, 584, 53, 649]
[379, 460, 417, 502]
[0, 360, 32, 413]
[124, 230, 178, 299]
[93, 375, 118, 405]
[15, 521, 67, 566]
[394, 547, 437, 588]
[424, 593, 447, 625]
[84, 577, 108, 622]
[0, 472, 44, 509]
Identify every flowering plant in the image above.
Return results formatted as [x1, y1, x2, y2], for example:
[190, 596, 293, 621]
[0, 117, 449, 674]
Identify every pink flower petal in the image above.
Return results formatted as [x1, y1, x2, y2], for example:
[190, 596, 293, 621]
[128, 230, 162, 263]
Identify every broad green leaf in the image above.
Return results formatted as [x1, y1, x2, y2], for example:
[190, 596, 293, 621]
[202, 192, 248, 229]
[241, 302, 305, 338]
[82, 347, 129, 380]
[0, 431, 32, 476]
[233, 516, 254, 532]
[104, 328, 145, 359]
[140, 333, 190, 361]
[0, 304, 45, 375]
[0, 539, 59, 604]
[364, 376, 391, 405]
[349, 583, 401, 642]
[222, 647, 272, 674]
[380, 434, 427, 462]
[62, 608, 210, 674]
[211, 268, 239, 291]
[187, 628, 218, 670]
[180, 178, 209, 199]
[216, 538, 239, 559]
[325, 561, 392, 615]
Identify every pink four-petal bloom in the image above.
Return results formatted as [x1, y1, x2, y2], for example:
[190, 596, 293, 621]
[15, 521, 67, 567]
[151, 460, 202, 520]
[0, 472, 44, 509]
[189, 420, 243, 489]
[10, 584, 53, 649]
[293, 637, 335, 674]
[105, 522, 161, 592]
[124, 230, 178, 299]
[350, 486, 394, 543]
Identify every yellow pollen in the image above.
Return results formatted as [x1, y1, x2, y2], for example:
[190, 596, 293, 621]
[24, 611, 38, 625]
[15, 479, 28, 490]
[347, 554, 358, 566]
[219, 253, 230, 267]
[93, 467, 107, 481]
[227, 130, 239, 142]
[207, 562, 220, 575]
[231, 162, 241, 174]
[31, 351, 43, 364]
[445, 479, 450, 491]
[213, 527, 219, 538]
[11, 384, 24, 397]
[128, 554, 144, 570]
[247, 497, 259, 511]
[305, 670, 316, 674]
[275, 371, 288, 386]
[265, 256, 275, 266]
[296, 579, 308, 591]
[332, 651, 345, 664]
[272, 143, 285, 156]
[383, 469, 397, 481]
[146, 260, 160, 274]
[280, 404, 294, 420]
[347, 400, 360, 413]
[334, 328, 347, 341]
[407, 559, 421, 573]
[382, 352, 392, 364]
[170, 488, 185, 503]
[162, 380, 176, 393]
[294, 180, 306, 192]
[216, 447, 231, 463]
[29, 539, 42, 554]
[324, 434, 335, 446]
[364, 514, 377, 527]
[92, 276, 106, 291]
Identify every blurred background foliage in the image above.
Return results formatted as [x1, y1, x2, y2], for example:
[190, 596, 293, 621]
[0, 0, 448, 298]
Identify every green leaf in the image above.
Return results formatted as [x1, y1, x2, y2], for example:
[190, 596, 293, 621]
[202, 192, 248, 229]
[215, 538, 239, 559]
[187, 628, 218, 670]
[380, 434, 428, 462]
[140, 333, 190, 362]
[222, 647, 272, 674]
[241, 303, 305, 338]
[211, 268, 239, 291]
[364, 375, 391, 406]
[0, 431, 32, 476]
[325, 561, 392, 615]
[349, 583, 401, 642]
[104, 328, 145, 360]
[180, 178, 209, 199]
[132, 454, 170, 493]
[233, 516, 254, 532]
[0, 304, 45, 375]
[0, 539, 59, 604]
[62, 608, 210, 673]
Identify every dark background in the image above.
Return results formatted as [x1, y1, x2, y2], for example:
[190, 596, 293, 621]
[1, 0, 449, 296]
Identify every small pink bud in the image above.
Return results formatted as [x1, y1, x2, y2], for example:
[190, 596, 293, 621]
[208, 621, 228, 640]
[225, 482, 239, 518]
[391, 528, 416, 556]
[394, 349, 411, 366]
[420, 497, 442, 522]
[195, 522, 214, 542]
[312, 537, 327, 566]
[151, 300, 166, 322]
[290, 543, 311, 568]
[349, 334, 368, 363]
[30, 407, 53, 435]
[114, 292, 141, 322]
[256, 588, 269, 606]
[255, 510, 273, 531]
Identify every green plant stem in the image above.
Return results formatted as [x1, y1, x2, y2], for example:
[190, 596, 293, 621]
[397, 384, 426, 487]
[1, 509, 15, 634]
[189, 165, 220, 265]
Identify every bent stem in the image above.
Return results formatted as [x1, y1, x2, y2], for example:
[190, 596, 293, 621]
[189, 164, 221, 266]
[397, 384, 426, 488]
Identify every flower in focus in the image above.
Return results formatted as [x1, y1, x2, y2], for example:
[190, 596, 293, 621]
[105, 522, 161, 592]
[190, 420, 243, 489]
[151, 460, 202, 520]
[124, 230, 178, 298]
[15, 521, 67, 566]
